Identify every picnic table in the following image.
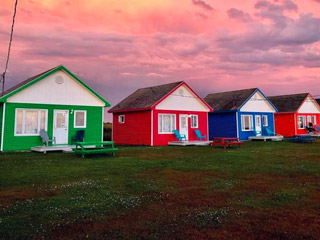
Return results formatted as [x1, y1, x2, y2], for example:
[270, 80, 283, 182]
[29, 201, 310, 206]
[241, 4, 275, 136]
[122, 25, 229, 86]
[210, 137, 244, 149]
[289, 135, 315, 143]
[73, 141, 118, 158]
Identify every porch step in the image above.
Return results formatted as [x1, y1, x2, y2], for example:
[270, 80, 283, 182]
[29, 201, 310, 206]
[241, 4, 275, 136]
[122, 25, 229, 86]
[168, 141, 211, 146]
[248, 136, 284, 141]
[31, 145, 75, 153]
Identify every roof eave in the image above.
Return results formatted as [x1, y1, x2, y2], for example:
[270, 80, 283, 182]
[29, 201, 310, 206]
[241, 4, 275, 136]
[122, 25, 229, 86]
[0, 65, 111, 107]
[108, 107, 152, 113]
[152, 82, 213, 112]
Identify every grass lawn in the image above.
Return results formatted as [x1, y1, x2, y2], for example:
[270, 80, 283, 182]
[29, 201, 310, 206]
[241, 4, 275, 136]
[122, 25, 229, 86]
[0, 140, 320, 239]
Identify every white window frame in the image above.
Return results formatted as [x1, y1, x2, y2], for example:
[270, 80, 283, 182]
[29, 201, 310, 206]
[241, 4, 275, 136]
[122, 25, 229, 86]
[118, 115, 125, 124]
[297, 116, 306, 129]
[14, 108, 48, 136]
[241, 115, 253, 131]
[307, 116, 312, 125]
[262, 115, 268, 127]
[158, 114, 176, 134]
[312, 115, 317, 125]
[74, 110, 87, 128]
[191, 115, 198, 128]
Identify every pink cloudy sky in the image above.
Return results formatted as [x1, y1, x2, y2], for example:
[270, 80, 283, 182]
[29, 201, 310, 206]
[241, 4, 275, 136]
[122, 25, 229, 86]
[1, 0, 320, 120]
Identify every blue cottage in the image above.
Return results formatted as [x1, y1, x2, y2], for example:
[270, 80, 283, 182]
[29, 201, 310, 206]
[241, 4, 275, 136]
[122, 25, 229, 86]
[204, 88, 278, 140]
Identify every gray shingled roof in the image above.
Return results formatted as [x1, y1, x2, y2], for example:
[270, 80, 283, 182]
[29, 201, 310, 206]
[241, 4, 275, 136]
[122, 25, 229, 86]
[0, 66, 57, 98]
[204, 88, 257, 111]
[268, 93, 308, 112]
[109, 81, 183, 112]
[316, 99, 320, 106]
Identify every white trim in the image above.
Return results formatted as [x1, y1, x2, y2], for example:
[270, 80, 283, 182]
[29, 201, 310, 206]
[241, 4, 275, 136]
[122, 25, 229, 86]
[313, 115, 317, 125]
[179, 114, 189, 140]
[14, 108, 48, 136]
[74, 110, 87, 128]
[151, 110, 153, 146]
[190, 115, 198, 128]
[236, 112, 239, 138]
[307, 115, 312, 124]
[118, 115, 125, 124]
[294, 114, 297, 135]
[53, 110, 69, 144]
[158, 113, 176, 134]
[241, 114, 253, 131]
[262, 115, 268, 127]
[206, 112, 209, 140]
[297, 115, 306, 129]
[273, 114, 276, 135]
[111, 114, 114, 141]
[102, 108, 104, 142]
[1, 103, 6, 151]
[255, 115, 262, 133]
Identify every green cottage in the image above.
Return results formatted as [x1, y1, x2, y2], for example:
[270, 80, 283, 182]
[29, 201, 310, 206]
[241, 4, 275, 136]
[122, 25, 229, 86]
[0, 65, 110, 151]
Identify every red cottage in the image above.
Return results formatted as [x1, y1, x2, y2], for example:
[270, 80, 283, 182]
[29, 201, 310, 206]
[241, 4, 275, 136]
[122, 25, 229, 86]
[108, 81, 212, 146]
[268, 93, 320, 137]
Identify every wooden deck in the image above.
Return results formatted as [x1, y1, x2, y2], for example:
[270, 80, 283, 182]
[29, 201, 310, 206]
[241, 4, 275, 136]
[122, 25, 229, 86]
[249, 136, 284, 141]
[31, 145, 75, 153]
[168, 141, 211, 146]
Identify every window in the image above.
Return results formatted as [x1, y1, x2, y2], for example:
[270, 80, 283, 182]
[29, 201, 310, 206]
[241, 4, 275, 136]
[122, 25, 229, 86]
[158, 114, 176, 133]
[312, 116, 317, 125]
[241, 115, 253, 131]
[298, 116, 306, 129]
[74, 111, 86, 128]
[15, 109, 47, 136]
[118, 115, 125, 124]
[262, 115, 268, 126]
[191, 115, 198, 128]
[307, 116, 312, 125]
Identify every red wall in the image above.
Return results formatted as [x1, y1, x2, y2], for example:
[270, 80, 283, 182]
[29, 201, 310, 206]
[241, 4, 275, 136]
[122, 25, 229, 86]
[112, 111, 151, 145]
[153, 109, 208, 146]
[275, 113, 320, 137]
[274, 113, 296, 137]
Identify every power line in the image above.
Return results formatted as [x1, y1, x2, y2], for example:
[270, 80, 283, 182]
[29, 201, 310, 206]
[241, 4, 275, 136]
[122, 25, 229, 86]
[1, 0, 19, 96]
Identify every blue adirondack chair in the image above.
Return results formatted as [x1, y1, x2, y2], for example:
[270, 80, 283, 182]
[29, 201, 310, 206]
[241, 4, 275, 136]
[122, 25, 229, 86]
[316, 125, 320, 133]
[173, 130, 187, 142]
[194, 129, 206, 141]
[265, 127, 275, 136]
[72, 130, 85, 144]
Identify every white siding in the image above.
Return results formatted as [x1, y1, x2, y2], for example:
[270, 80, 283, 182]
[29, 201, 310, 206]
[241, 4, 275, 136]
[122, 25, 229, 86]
[155, 85, 210, 112]
[7, 70, 104, 106]
[240, 91, 276, 113]
[298, 96, 320, 113]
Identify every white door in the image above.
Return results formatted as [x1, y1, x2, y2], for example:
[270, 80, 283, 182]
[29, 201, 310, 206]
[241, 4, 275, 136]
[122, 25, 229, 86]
[179, 114, 189, 140]
[53, 110, 69, 144]
[255, 115, 262, 135]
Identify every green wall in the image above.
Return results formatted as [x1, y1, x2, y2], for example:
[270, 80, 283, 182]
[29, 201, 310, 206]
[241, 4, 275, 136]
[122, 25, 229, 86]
[0, 103, 3, 149]
[3, 102, 103, 151]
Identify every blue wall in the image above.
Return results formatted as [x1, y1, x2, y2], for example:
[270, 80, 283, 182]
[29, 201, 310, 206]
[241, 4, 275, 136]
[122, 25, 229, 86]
[208, 112, 238, 140]
[237, 112, 275, 140]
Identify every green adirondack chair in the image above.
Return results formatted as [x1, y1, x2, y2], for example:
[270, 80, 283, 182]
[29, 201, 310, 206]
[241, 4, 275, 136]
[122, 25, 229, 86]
[173, 130, 187, 142]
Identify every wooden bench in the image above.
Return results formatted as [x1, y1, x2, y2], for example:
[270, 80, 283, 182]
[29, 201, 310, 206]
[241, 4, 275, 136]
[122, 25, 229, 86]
[210, 137, 244, 149]
[73, 141, 119, 158]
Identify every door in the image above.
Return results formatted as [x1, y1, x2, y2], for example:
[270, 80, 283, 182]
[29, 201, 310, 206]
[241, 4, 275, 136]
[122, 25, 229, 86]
[255, 115, 262, 135]
[53, 110, 69, 144]
[179, 114, 188, 140]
